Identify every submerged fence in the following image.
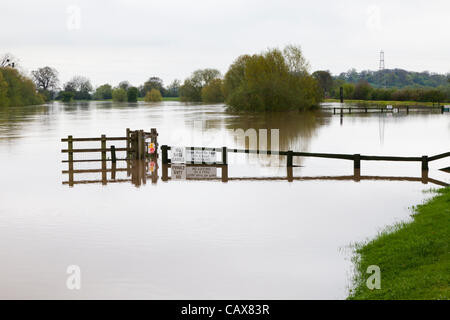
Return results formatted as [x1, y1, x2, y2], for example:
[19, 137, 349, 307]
[61, 128, 158, 186]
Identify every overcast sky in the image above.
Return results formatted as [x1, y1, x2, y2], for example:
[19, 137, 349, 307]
[1, 0, 449, 88]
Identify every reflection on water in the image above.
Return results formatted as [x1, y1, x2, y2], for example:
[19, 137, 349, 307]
[226, 111, 329, 152]
[0, 101, 449, 299]
[63, 160, 448, 188]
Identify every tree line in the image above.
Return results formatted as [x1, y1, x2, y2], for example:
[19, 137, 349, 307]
[56, 76, 181, 103]
[3, 50, 449, 110]
[312, 70, 450, 103]
[336, 68, 449, 89]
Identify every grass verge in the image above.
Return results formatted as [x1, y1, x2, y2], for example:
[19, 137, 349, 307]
[348, 187, 450, 300]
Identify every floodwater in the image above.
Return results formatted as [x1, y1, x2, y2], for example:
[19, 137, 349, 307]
[0, 101, 449, 299]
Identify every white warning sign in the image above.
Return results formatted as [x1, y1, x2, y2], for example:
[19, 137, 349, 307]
[186, 149, 216, 163]
[171, 147, 186, 164]
[171, 164, 186, 180]
[186, 166, 217, 178]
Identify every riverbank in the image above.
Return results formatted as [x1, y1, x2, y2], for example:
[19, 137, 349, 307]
[348, 187, 450, 300]
[325, 98, 446, 107]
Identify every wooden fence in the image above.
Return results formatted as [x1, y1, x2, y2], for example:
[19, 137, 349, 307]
[161, 145, 449, 171]
[322, 105, 448, 115]
[160, 145, 450, 184]
[61, 128, 158, 186]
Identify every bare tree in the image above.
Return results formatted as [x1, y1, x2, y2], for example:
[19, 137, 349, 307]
[31, 66, 59, 91]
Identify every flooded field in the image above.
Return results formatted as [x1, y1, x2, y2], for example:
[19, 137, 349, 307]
[0, 101, 448, 299]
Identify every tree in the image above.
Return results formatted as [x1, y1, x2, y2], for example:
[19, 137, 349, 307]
[201, 78, 224, 103]
[118, 81, 130, 90]
[144, 89, 163, 102]
[180, 69, 221, 102]
[342, 83, 355, 99]
[353, 80, 372, 100]
[0, 71, 8, 106]
[141, 77, 165, 97]
[312, 70, 333, 97]
[223, 46, 322, 112]
[283, 44, 310, 74]
[166, 79, 181, 97]
[112, 88, 127, 102]
[64, 76, 93, 100]
[191, 69, 221, 87]
[93, 84, 112, 100]
[31, 67, 59, 91]
[61, 91, 74, 102]
[179, 78, 202, 102]
[127, 87, 138, 102]
[0, 67, 44, 107]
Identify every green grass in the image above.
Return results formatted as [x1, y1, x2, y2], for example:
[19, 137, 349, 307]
[325, 98, 445, 107]
[348, 187, 450, 300]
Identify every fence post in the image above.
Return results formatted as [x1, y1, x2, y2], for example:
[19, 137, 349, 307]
[126, 128, 130, 158]
[354, 154, 361, 170]
[442, 106, 445, 114]
[221, 147, 228, 182]
[287, 151, 293, 167]
[101, 134, 107, 185]
[353, 154, 361, 182]
[151, 128, 158, 158]
[111, 145, 116, 163]
[421, 168, 429, 184]
[111, 161, 116, 180]
[221, 164, 228, 183]
[162, 164, 168, 182]
[137, 130, 143, 160]
[222, 147, 227, 165]
[287, 166, 293, 182]
[421, 155, 429, 171]
[161, 145, 168, 164]
[68, 135, 74, 187]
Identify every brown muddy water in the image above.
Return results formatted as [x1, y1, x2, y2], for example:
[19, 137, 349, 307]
[0, 101, 449, 299]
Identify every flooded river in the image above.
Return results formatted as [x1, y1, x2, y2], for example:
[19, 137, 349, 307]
[0, 101, 449, 299]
